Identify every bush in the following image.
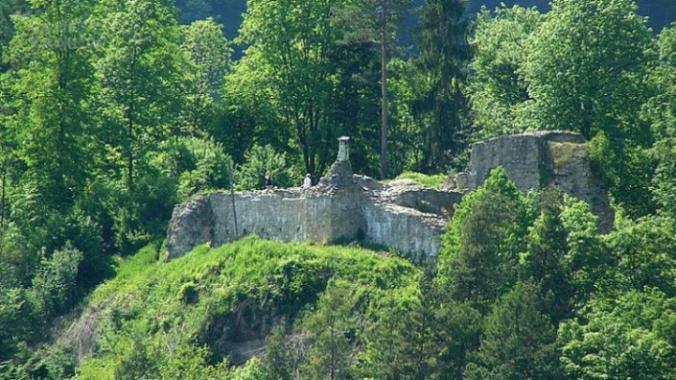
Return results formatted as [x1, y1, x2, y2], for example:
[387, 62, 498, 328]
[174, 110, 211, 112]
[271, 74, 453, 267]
[164, 137, 234, 200]
[30, 243, 83, 318]
[236, 145, 300, 190]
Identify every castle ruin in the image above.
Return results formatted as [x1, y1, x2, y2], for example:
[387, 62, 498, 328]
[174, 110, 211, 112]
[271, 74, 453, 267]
[165, 131, 612, 263]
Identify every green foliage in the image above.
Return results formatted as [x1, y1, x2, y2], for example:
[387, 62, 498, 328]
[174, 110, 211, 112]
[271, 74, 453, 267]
[361, 271, 482, 379]
[607, 214, 676, 295]
[301, 279, 358, 380]
[181, 18, 232, 136]
[467, 5, 544, 138]
[0, 0, 675, 378]
[4, 0, 95, 212]
[523, 0, 656, 140]
[0, 287, 33, 361]
[644, 24, 676, 217]
[559, 288, 675, 380]
[559, 195, 613, 302]
[0, 244, 83, 365]
[236, 0, 344, 176]
[438, 167, 530, 311]
[262, 324, 297, 380]
[519, 190, 574, 323]
[94, 0, 185, 190]
[464, 282, 561, 380]
[414, 0, 471, 170]
[157, 137, 235, 200]
[386, 171, 448, 188]
[71, 237, 418, 379]
[236, 145, 300, 190]
[31, 243, 83, 318]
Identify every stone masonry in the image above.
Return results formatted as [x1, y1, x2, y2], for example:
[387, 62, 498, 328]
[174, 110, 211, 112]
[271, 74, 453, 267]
[165, 156, 461, 264]
[165, 131, 612, 264]
[457, 131, 613, 231]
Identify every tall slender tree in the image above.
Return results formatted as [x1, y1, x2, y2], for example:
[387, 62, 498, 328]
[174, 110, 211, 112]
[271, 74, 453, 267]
[416, 0, 470, 171]
[94, 0, 184, 190]
[237, 0, 343, 176]
[339, 0, 412, 178]
[181, 17, 232, 136]
[3, 0, 95, 212]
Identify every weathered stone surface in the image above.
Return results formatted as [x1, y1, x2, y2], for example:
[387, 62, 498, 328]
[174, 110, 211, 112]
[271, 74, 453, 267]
[166, 131, 613, 264]
[463, 131, 612, 230]
[165, 161, 459, 263]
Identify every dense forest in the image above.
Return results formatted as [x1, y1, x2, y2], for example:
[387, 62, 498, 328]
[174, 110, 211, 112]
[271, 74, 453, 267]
[0, 0, 674, 379]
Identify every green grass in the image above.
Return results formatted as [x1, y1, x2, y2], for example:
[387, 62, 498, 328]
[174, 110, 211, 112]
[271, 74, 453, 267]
[73, 236, 419, 379]
[384, 171, 448, 189]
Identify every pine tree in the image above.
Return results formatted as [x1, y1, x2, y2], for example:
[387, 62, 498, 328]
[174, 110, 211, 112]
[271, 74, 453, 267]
[520, 190, 574, 324]
[464, 282, 561, 380]
[301, 280, 357, 380]
[416, 0, 470, 170]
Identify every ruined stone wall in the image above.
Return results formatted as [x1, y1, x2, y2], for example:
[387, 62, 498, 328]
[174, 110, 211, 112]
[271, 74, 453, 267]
[166, 131, 612, 264]
[166, 188, 368, 261]
[464, 131, 613, 230]
[165, 163, 459, 263]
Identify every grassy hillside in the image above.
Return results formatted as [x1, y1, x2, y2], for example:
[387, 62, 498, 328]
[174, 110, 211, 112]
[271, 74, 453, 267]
[57, 237, 419, 379]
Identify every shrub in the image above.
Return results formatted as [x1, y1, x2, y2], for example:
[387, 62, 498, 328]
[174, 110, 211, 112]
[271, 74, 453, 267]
[30, 243, 83, 318]
[236, 145, 300, 190]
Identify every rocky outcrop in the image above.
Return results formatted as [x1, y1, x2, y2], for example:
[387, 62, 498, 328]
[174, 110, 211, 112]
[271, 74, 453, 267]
[457, 131, 613, 230]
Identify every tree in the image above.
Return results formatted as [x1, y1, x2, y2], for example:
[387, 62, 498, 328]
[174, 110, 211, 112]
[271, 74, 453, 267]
[608, 214, 675, 295]
[464, 282, 561, 380]
[466, 5, 543, 138]
[523, 0, 656, 141]
[237, 0, 343, 177]
[95, 0, 184, 190]
[522, 0, 660, 218]
[0, 0, 28, 62]
[519, 191, 574, 324]
[363, 272, 482, 379]
[338, 0, 413, 178]
[559, 195, 613, 304]
[181, 18, 232, 136]
[301, 280, 357, 380]
[154, 137, 234, 200]
[236, 145, 300, 190]
[262, 324, 299, 380]
[30, 243, 83, 319]
[559, 289, 675, 380]
[3, 0, 95, 213]
[415, 0, 470, 170]
[438, 167, 530, 312]
[644, 24, 676, 217]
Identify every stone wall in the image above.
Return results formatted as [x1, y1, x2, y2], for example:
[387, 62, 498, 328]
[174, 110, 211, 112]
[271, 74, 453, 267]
[166, 131, 612, 264]
[462, 131, 613, 230]
[165, 162, 459, 263]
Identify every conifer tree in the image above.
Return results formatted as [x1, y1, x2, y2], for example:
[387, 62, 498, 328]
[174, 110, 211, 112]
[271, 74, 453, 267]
[464, 282, 561, 380]
[416, 0, 470, 170]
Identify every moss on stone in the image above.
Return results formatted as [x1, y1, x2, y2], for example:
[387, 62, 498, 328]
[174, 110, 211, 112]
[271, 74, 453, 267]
[383, 171, 448, 189]
[548, 142, 589, 170]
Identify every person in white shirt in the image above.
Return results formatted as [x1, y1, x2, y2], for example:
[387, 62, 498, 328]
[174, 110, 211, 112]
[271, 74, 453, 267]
[303, 173, 312, 190]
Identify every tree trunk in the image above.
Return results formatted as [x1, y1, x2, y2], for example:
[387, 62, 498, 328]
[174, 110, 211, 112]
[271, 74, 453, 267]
[127, 103, 134, 191]
[0, 162, 6, 230]
[0, 162, 6, 257]
[379, 0, 389, 180]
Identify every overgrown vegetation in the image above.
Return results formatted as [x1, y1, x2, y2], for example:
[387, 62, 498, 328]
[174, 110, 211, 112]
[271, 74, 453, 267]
[15, 237, 418, 379]
[0, 0, 674, 378]
[384, 171, 448, 188]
